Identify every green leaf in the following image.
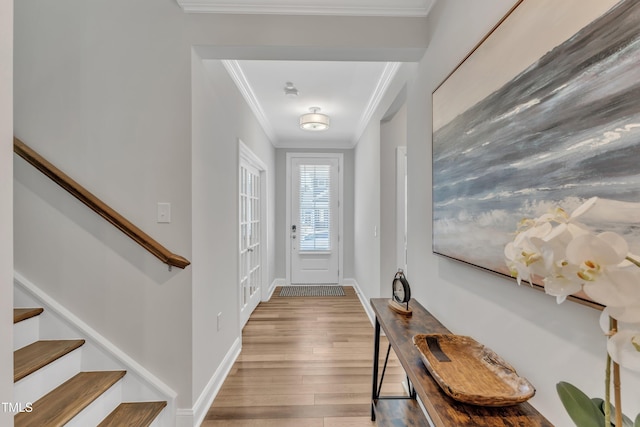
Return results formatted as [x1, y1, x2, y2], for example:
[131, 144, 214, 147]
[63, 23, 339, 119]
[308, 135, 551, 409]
[591, 398, 604, 411]
[590, 396, 633, 427]
[556, 382, 605, 427]
[634, 413, 640, 427]
[621, 411, 634, 427]
[606, 403, 633, 426]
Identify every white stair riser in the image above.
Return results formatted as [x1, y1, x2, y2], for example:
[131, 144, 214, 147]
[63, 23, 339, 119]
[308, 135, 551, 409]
[14, 347, 82, 404]
[150, 405, 170, 427]
[13, 316, 40, 351]
[65, 378, 123, 427]
[150, 413, 163, 427]
[14, 277, 176, 426]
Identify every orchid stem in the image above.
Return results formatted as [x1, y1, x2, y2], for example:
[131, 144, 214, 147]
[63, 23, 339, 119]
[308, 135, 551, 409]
[626, 255, 640, 268]
[610, 318, 623, 427]
[613, 360, 623, 427]
[605, 317, 612, 427]
[605, 356, 612, 427]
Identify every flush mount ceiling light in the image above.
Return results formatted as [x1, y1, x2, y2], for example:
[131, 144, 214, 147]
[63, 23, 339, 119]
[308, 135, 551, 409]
[284, 81, 298, 97]
[300, 107, 330, 131]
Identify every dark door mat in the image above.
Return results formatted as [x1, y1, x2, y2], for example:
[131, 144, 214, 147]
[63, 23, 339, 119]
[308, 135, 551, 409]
[279, 285, 345, 297]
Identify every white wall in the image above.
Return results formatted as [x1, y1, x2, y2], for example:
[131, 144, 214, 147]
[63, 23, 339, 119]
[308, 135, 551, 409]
[1, 0, 13, 424]
[354, 125, 382, 298]
[13, 0, 194, 408]
[191, 56, 275, 412]
[405, 0, 640, 424]
[353, 65, 413, 300]
[380, 102, 407, 296]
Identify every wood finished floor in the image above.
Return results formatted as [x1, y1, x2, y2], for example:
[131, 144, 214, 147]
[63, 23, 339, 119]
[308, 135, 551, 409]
[203, 287, 405, 427]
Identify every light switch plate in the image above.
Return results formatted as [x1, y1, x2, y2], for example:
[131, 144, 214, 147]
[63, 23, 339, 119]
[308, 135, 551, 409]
[157, 202, 171, 223]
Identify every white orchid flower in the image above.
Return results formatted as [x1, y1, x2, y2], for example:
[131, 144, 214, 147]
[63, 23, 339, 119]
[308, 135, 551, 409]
[564, 232, 636, 307]
[600, 308, 640, 338]
[507, 218, 562, 284]
[505, 240, 538, 286]
[603, 304, 640, 326]
[569, 196, 598, 219]
[607, 329, 640, 373]
[529, 196, 597, 228]
[505, 196, 640, 419]
[567, 231, 629, 272]
[543, 262, 583, 304]
[599, 306, 640, 374]
[585, 268, 640, 308]
[505, 197, 599, 289]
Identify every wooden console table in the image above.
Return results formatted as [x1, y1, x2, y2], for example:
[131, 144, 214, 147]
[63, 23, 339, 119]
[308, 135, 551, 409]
[370, 298, 553, 426]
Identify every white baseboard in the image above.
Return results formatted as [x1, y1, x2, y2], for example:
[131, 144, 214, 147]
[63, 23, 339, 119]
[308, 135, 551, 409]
[186, 336, 241, 427]
[264, 278, 284, 301]
[342, 278, 375, 326]
[175, 409, 193, 427]
[13, 272, 177, 424]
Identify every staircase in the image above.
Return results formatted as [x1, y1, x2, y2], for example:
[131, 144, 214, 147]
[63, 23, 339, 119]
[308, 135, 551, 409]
[13, 306, 167, 426]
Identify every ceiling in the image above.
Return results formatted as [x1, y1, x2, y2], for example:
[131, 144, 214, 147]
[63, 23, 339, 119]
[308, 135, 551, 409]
[189, 0, 436, 149]
[223, 60, 401, 148]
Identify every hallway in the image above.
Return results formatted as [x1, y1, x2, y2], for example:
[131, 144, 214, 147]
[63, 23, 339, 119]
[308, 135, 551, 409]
[203, 287, 404, 426]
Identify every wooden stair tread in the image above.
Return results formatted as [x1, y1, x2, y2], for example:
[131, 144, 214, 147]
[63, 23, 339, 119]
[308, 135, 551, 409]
[15, 370, 126, 427]
[98, 401, 167, 427]
[13, 308, 44, 324]
[14, 339, 85, 382]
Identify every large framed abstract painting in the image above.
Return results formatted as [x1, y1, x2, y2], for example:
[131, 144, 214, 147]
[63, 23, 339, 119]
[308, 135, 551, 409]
[432, 0, 640, 295]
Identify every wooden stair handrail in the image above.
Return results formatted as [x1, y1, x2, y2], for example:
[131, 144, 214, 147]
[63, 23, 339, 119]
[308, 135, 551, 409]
[14, 137, 190, 269]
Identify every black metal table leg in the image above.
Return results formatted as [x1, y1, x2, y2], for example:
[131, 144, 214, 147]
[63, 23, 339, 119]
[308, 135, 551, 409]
[377, 343, 392, 397]
[371, 317, 381, 421]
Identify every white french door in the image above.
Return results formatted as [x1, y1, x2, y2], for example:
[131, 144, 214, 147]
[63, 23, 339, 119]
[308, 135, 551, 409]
[287, 154, 342, 284]
[239, 160, 262, 327]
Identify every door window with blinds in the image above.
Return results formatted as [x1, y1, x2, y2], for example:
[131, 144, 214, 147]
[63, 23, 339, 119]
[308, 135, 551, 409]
[298, 164, 331, 252]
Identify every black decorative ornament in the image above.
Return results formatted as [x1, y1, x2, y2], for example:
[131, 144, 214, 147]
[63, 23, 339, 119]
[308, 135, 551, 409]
[389, 269, 412, 315]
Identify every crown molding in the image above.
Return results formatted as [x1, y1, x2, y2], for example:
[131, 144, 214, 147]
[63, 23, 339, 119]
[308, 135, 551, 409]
[221, 60, 277, 143]
[176, 1, 434, 17]
[352, 61, 401, 145]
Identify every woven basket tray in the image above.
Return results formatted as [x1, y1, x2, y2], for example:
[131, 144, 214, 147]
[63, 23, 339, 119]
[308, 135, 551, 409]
[412, 334, 535, 406]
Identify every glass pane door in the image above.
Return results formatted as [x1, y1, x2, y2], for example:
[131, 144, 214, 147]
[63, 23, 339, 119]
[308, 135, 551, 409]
[240, 161, 261, 325]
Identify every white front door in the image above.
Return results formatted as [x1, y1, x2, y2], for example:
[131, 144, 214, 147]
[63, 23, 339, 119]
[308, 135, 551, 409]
[239, 160, 262, 327]
[288, 154, 341, 284]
